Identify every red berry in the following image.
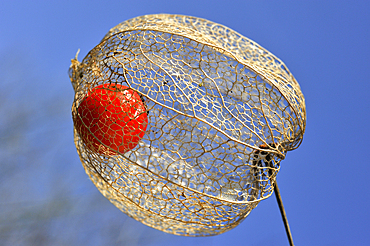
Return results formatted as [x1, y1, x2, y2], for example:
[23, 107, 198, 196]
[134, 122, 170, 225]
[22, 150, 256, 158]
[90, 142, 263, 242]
[74, 84, 148, 156]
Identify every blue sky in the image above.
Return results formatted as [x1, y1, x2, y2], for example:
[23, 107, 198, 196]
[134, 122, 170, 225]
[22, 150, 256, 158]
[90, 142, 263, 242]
[1, 1, 369, 245]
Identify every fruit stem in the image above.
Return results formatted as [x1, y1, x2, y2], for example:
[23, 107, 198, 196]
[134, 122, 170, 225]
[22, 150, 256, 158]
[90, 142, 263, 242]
[274, 181, 294, 246]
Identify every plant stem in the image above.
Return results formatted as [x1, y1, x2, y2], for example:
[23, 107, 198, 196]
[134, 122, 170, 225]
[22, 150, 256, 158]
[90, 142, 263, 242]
[274, 181, 294, 246]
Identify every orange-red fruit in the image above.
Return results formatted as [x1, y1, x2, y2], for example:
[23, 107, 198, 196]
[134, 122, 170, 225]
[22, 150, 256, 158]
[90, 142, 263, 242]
[74, 84, 148, 156]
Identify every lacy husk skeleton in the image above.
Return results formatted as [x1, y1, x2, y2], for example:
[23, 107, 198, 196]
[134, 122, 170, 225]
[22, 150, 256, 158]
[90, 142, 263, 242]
[70, 14, 306, 237]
